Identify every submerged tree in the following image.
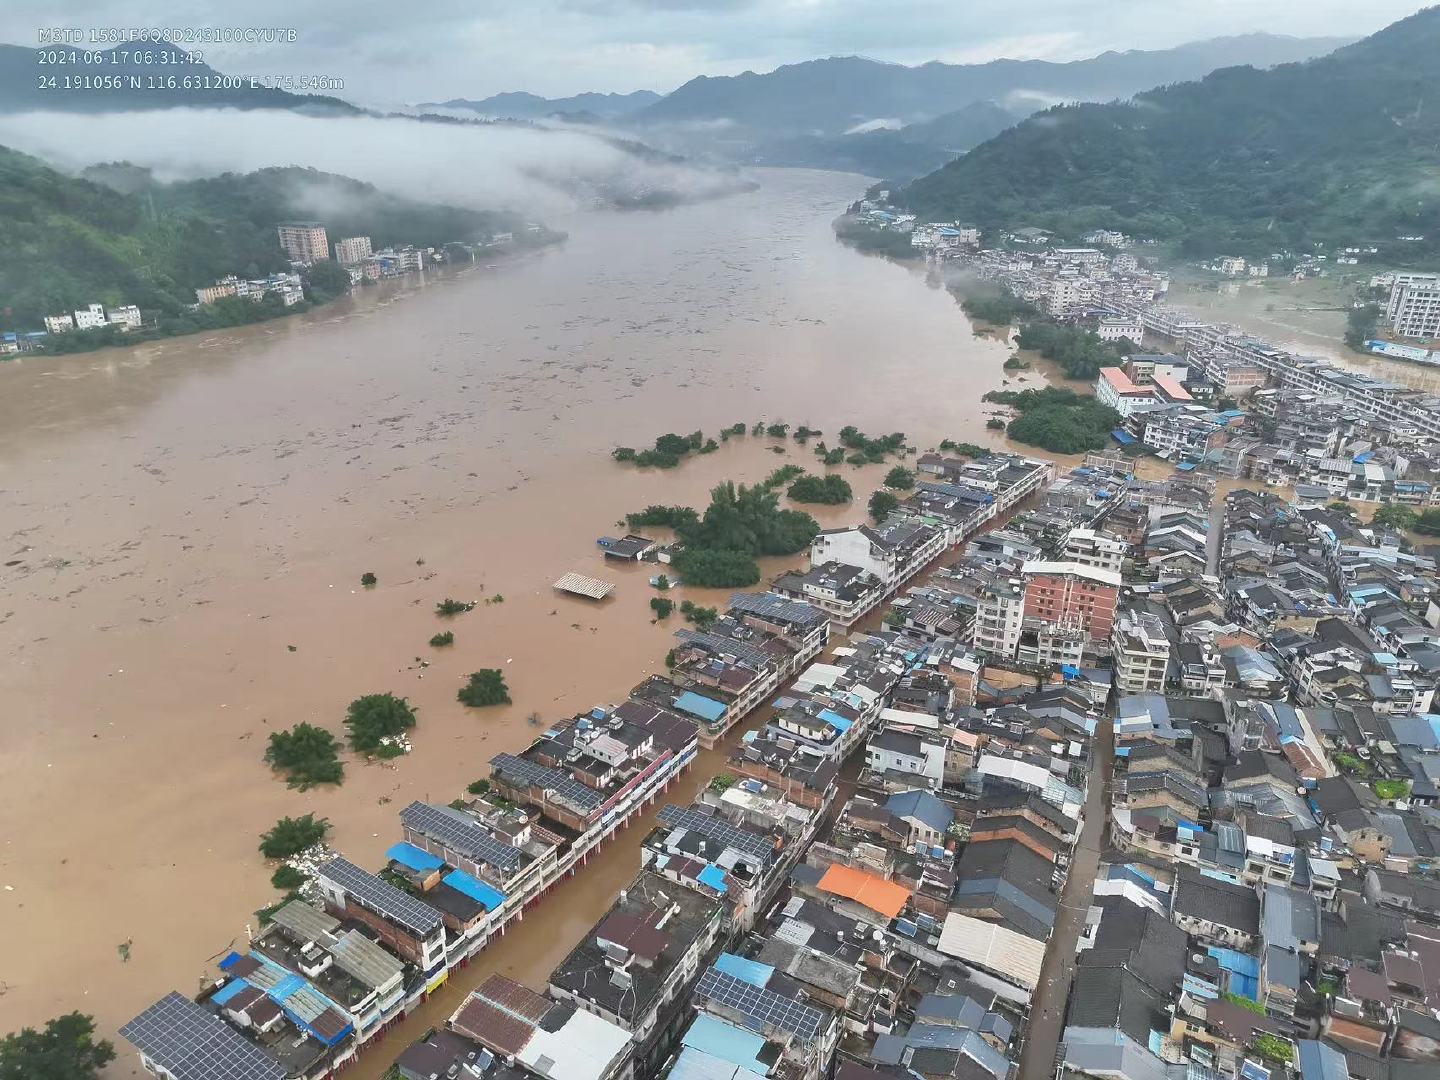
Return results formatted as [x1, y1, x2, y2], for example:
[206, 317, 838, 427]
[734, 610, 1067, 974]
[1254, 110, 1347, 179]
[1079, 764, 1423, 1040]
[264, 722, 345, 789]
[458, 669, 511, 707]
[0, 1013, 115, 1080]
[259, 813, 331, 859]
[344, 693, 418, 753]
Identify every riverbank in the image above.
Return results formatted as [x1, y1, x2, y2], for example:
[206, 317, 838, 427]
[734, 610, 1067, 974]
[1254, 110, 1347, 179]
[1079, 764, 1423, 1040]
[6, 236, 563, 363]
[0, 168, 1045, 1063]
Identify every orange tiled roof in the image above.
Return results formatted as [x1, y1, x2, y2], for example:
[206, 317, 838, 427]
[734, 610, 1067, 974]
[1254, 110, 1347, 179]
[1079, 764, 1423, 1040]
[816, 864, 911, 920]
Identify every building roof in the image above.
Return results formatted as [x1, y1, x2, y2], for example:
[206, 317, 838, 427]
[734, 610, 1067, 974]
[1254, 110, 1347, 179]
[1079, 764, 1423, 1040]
[937, 912, 1045, 990]
[886, 789, 955, 834]
[120, 992, 286, 1080]
[1173, 868, 1260, 935]
[816, 864, 911, 920]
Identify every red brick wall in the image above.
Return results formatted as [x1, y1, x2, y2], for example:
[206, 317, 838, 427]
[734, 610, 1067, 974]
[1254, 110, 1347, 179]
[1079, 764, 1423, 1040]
[1023, 573, 1117, 639]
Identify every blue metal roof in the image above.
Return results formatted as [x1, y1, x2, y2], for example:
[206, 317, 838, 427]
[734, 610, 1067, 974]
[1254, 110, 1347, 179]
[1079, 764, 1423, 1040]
[674, 691, 727, 723]
[818, 708, 853, 733]
[210, 979, 251, 1006]
[680, 1013, 770, 1073]
[1111, 428, 1136, 445]
[442, 869, 506, 911]
[387, 841, 445, 873]
[713, 951, 773, 988]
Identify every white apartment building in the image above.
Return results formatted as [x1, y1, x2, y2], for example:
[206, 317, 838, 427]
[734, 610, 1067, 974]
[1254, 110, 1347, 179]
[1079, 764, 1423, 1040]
[276, 221, 330, 264]
[1062, 527, 1129, 574]
[1097, 314, 1143, 342]
[73, 303, 107, 330]
[334, 235, 374, 265]
[1386, 273, 1440, 340]
[1112, 611, 1171, 694]
[44, 313, 74, 334]
[971, 576, 1025, 657]
[107, 304, 142, 330]
[810, 520, 945, 592]
[1047, 275, 1086, 316]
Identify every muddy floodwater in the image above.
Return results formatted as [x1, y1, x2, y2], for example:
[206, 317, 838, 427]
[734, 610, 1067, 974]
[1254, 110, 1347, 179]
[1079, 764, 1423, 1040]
[0, 168, 1029, 1069]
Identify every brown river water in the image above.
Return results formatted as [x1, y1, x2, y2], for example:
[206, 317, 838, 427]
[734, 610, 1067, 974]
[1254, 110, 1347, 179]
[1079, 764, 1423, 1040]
[0, 168, 1033, 1072]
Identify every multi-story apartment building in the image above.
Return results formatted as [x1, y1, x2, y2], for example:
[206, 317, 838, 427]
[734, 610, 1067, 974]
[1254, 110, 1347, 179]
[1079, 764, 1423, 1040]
[277, 221, 331, 264]
[1021, 560, 1121, 639]
[73, 303, 107, 329]
[811, 519, 947, 593]
[1062, 527, 1130, 574]
[1385, 272, 1440, 339]
[1112, 610, 1173, 693]
[548, 870, 727, 1077]
[333, 235, 373, 265]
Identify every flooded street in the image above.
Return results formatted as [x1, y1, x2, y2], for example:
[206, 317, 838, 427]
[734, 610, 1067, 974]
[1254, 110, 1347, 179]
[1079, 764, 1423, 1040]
[0, 168, 1026, 1065]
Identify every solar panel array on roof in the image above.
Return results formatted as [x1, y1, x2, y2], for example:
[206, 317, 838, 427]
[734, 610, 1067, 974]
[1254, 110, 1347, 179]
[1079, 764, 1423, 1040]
[490, 753, 604, 812]
[657, 804, 774, 862]
[400, 802, 523, 873]
[120, 991, 286, 1080]
[728, 592, 826, 628]
[320, 857, 442, 937]
[675, 629, 774, 671]
[695, 966, 824, 1040]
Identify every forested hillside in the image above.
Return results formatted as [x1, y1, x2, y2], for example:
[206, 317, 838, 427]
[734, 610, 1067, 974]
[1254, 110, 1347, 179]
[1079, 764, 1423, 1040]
[0, 147, 521, 329]
[896, 8, 1440, 259]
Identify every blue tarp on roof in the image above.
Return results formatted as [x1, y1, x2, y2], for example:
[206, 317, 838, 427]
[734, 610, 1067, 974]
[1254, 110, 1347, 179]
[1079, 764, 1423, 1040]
[698, 864, 729, 894]
[218, 951, 245, 972]
[1208, 946, 1260, 1000]
[211, 979, 251, 1006]
[714, 952, 774, 988]
[443, 869, 506, 911]
[1111, 428, 1136, 445]
[674, 691, 727, 723]
[387, 841, 445, 873]
[818, 708, 853, 733]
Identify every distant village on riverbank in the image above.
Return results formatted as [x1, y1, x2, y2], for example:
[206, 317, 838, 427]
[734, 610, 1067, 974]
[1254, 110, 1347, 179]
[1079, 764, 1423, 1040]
[1, 219, 550, 357]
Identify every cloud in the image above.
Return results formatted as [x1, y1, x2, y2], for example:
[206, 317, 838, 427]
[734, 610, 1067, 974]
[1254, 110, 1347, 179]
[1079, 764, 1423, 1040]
[0, 0, 1426, 100]
[842, 118, 903, 134]
[0, 108, 744, 215]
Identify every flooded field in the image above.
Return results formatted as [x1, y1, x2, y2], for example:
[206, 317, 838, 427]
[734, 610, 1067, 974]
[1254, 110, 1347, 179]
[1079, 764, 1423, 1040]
[1166, 275, 1440, 393]
[0, 168, 1040, 1065]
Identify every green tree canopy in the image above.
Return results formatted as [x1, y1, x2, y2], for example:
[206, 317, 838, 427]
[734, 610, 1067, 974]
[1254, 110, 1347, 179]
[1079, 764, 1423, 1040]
[259, 813, 331, 859]
[458, 669, 511, 707]
[264, 722, 344, 789]
[344, 693, 418, 753]
[0, 1013, 114, 1080]
[869, 490, 899, 523]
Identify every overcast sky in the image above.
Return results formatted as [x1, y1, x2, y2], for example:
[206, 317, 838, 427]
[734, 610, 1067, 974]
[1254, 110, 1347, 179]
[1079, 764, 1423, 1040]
[7, 1, 1428, 102]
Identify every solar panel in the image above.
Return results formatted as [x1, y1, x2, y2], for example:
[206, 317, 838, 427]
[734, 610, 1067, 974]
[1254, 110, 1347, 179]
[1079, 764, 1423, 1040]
[728, 592, 826, 628]
[120, 991, 286, 1080]
[675, 629, 774, 671]
[490, 753, 604, 812]
[695, 966, 824, 1040]
[657, 804, 774, 862]
[400, 802, 523, 873]
[320, 857, 442, 937]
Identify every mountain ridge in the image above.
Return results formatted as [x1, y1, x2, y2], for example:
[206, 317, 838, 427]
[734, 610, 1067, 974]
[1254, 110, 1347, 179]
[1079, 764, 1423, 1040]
[894, 7, 1440, 260]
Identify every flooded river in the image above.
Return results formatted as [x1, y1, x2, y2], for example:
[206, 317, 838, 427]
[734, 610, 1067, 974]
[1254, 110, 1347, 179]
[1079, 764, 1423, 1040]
[0, 168, 1027, 1069]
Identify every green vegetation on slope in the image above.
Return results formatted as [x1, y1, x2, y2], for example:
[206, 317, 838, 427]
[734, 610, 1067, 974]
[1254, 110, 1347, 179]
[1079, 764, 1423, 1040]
[898, 10, 1440, 261]
[0, 145, 531, 331]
